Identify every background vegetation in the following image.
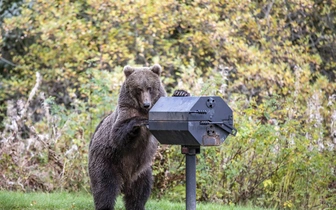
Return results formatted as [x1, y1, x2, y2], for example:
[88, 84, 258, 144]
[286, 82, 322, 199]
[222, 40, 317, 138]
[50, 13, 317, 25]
[0, 0, 335, 209]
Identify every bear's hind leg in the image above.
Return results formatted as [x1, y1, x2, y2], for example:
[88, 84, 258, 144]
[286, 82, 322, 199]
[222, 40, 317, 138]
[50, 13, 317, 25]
[123, 168, 153, 210]
[90, 164, 121, 210]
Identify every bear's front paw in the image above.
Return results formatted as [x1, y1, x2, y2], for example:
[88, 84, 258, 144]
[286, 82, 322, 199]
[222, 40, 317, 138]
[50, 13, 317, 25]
[128, 118, 148, 137]
[172, 89, 190, 97]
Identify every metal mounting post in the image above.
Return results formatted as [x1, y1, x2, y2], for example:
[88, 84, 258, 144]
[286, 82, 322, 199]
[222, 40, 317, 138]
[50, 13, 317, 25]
[182, 146, 200, 210]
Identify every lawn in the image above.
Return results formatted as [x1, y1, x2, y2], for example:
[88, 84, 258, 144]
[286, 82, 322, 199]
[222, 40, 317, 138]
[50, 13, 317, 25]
[0, 191, 266, 210]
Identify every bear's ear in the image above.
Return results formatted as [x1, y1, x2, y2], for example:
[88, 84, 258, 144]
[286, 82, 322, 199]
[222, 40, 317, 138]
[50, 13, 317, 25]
[151, 64, 161, 76]
[124, 65, 135, 77]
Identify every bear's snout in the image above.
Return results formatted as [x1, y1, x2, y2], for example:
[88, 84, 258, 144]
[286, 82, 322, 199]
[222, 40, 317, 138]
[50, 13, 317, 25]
[143, 102, 151, 109]
[141, 90, 152, 110]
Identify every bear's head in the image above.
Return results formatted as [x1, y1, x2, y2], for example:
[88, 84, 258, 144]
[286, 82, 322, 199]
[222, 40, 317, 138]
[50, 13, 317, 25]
[122, 64, 166, 113]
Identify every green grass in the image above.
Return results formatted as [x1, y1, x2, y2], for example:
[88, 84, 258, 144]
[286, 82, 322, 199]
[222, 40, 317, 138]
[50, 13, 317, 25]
[0, 191, 266, 210]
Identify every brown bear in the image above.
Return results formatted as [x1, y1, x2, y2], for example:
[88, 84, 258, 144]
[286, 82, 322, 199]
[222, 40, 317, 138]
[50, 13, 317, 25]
[88, 64, 166, 210]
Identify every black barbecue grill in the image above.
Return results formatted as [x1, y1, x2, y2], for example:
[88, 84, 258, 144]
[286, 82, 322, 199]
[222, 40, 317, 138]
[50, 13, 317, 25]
[149, 96, 236, 146]
[148, 96, 236, 210]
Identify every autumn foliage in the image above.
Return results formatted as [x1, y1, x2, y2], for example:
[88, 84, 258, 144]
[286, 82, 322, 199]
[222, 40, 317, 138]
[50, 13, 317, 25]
[0, 0, 335, 209]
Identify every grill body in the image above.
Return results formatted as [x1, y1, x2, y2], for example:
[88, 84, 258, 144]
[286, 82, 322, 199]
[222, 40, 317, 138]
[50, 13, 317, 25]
[149, 96, 236, 146]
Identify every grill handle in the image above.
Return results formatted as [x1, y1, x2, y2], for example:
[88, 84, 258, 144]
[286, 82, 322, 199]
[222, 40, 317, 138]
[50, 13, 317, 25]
[189, 110, 207, 114]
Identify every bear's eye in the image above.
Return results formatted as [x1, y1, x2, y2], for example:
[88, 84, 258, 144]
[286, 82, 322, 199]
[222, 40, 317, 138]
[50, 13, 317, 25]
[147, 87, 152, 92]
[136, 88, 142, 94]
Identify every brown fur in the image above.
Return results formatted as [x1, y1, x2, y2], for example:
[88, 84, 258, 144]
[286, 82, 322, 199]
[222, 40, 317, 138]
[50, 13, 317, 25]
[88, 64, 166, 210]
